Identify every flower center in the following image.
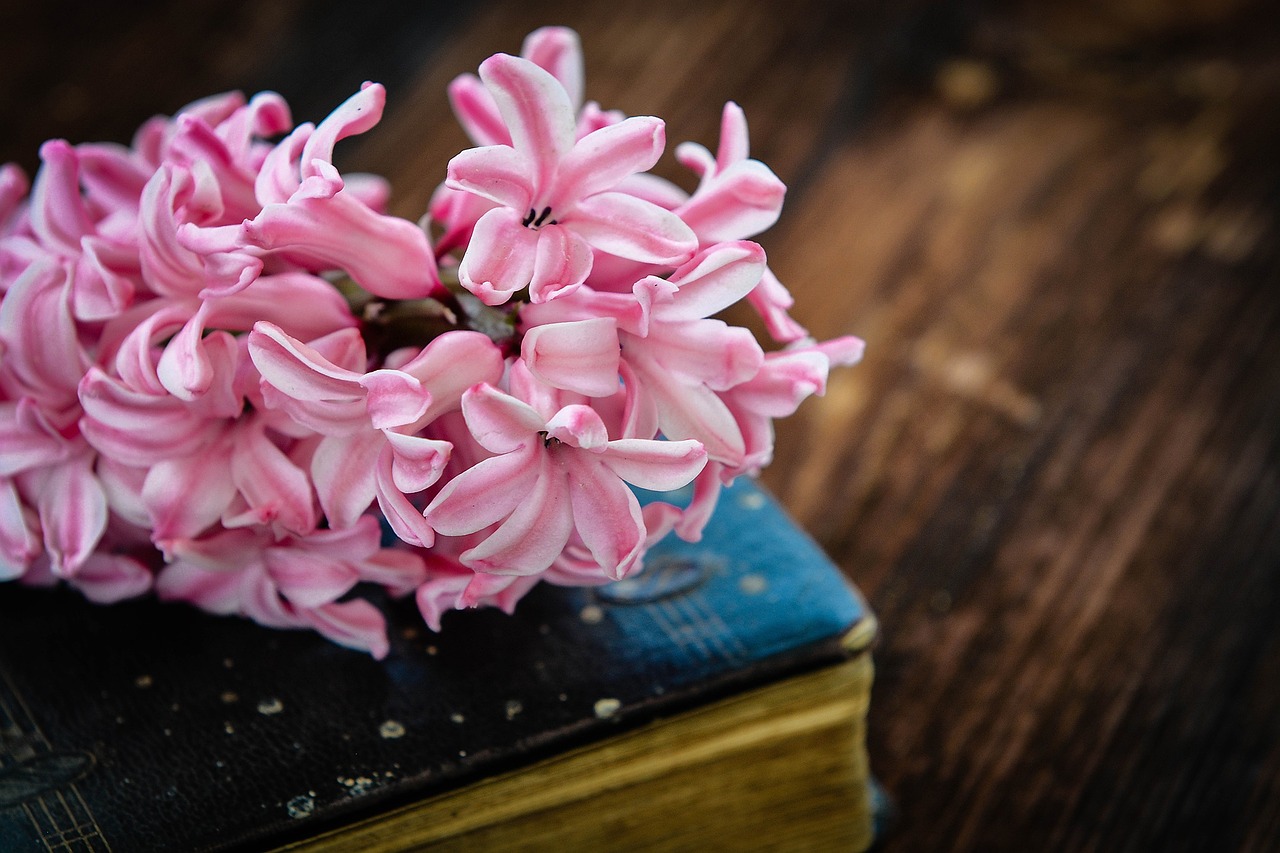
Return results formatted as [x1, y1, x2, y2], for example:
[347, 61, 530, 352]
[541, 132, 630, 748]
[538, 430, 562, 449]
[522, 206, 557, 229]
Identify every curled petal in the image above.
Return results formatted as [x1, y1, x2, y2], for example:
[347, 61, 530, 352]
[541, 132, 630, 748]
[0, 478, 39, 577]
[0, 259, 85, 402]
[359, 369, 431, 430]
[458, 206, 539, 306]
[678, 160, 785, 242]
[29, 140, 92, 255]
[244, 179, 442, 300]
[384, 432, 451, 494]
[528, 224, 593, 304]
[299, 82, 385, 181]
[448, 74, 509, 147]
[397, 331, 506, 426]
[545, 404, 609, 450]
[521, 317, 620, 397]
[660, 241, 766, 321]
[0, 399, 69, 477]
[460, 383, 544, 454]
[248, 323, 364, 402]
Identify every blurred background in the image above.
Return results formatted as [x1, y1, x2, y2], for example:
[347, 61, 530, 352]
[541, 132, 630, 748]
[3, 0, 1279, 849]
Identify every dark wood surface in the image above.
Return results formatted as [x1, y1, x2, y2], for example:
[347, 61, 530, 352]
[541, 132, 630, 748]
[4, 2, 1278, 850]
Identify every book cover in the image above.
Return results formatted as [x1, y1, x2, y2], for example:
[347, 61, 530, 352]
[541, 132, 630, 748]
[0, 477, 872, 852]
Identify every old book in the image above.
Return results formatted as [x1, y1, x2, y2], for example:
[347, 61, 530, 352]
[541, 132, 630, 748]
[0, 478, 878, 852]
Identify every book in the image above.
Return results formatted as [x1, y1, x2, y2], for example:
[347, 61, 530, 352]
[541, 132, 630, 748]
[0, 477, 878, 852]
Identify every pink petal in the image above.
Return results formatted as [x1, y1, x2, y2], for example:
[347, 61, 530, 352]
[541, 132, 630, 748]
[244, 184, 442, 300]
[528, 224, 593, 303]
[79, 370, 224, 466]
[566, 191, 697, 265]
[545, 404, 609, 450]
[552, 117, 666, 208]
[396, 331, 505, 426]
[0, 477, 39, 577]
[458, 206, 539, 305]
[460, 453, 574, 575]
[424, 448, 538, 536]
[299, 82, 385, 181]
[29, 140, 93, 255]
[384, 432, 451, 494]
[565, 454, 646, 579]
[522, 26, 584, 110]
[255, 124, 309, 205]
[154, 559, 244, 614]
[661, 241, 766, 320]
[357, 546, 428, 597]
[248, 323, 364, 402]
[628, 351, 746, 465]
[373, 449, 438, 548]
[446, 145, 534, 211]
[206, 271, 357, 341]
[71, 236, 138, 322]
[0, 399, 69, 477]
[447, 74, 508, 147]
[717, 101, 752, 164]
[230, 421, 317, 535]
[747, 267, 808, 343]
[138, 166, 205, 297]
[642, 318, 764, 390]
[143, 448, 238, 540]
[0, 259, 85, 401]
[599, 438, 708, 491]
[264, 547, 359, 608]
[311, 432, 381, 529]
[359, 369, 431, 429]
[72, 554, 153, 604]
[34, 455, 107, 576]
[0, 162, 30, 227]
[460, 383, 545, 454]
[521, 317, 620, 397]
[304, 598, 389, 658]
[678, 160, 785, 242]
[478, 54, 575, 187]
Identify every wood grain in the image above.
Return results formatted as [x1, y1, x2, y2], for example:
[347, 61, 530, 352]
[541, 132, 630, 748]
[3, 1, 1278, 849]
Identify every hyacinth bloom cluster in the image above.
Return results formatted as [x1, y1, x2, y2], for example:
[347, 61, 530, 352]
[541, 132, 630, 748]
[0, 28, 862, 657]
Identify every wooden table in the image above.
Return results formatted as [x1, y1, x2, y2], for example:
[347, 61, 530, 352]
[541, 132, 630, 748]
[4, 1, 1277, 849]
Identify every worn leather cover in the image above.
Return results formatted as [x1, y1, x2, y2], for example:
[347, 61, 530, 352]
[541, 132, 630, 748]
[0, 477, 868, 852]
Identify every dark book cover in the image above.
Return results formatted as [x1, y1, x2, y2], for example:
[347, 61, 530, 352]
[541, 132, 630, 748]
[0, 477, 870, 852]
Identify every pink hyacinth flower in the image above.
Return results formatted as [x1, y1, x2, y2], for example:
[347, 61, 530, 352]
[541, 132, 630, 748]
[156, 518, 426, 658]
[523, 241, 767, 469]
[446, 53, 697, 305]
[424, 382, 707, 579]
[248, 323, 505, 544]
[675, 102, 805, 342]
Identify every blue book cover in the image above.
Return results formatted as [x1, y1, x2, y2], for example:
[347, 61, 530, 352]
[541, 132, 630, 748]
[0, 477, 873, 852]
